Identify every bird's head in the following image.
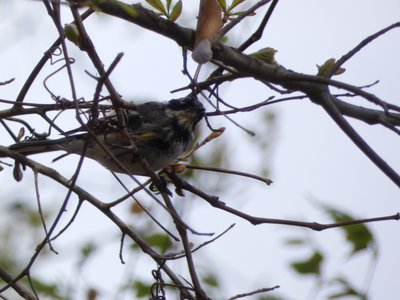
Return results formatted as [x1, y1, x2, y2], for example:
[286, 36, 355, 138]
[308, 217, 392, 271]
[165, 95, 205, 131]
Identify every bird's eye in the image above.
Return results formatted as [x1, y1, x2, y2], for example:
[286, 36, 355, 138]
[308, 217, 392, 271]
[167, 96, 200, 111]
[182, 96, 197, 106]
[168, 99, 181, 108]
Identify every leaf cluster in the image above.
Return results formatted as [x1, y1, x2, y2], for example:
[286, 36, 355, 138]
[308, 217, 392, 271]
[286, 204, 375, 299]
[145, 0, 182, 22]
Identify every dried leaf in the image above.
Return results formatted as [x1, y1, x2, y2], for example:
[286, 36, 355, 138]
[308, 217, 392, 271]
[205, 127, 225, 142]
[171, 164, 187, 173]
[13, 162, 23, 182]
[192, 39, 213, 63]
[130, 202, 145, 214]
[193, 0, 222, 63]
[17, 127, 25, 141]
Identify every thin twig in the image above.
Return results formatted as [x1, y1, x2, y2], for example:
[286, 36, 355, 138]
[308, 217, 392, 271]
[205, 94, 305, 116]
[168, 173, 400, 230]
[228, 285, 280, 300]
[185, 164, 273, 185]
[50, 198, 84, 241]
[106, 171, 180, 242]
[105, 178, 152, 206]
[180, 54, 256, 136]
[0, 267, 37, 300]
[119, 233, 126, 264]
[33, 171, 57, 253]
[162, 170, 210, 299]
[0, 78, 15, 86]
[326, 21, 400, 78]
[238, 0, 280, 51]
[163, 223, 236, 260]
[0, 146, 195, 299]
[221, 0, 272, 36]
[26, 273, 40, 300]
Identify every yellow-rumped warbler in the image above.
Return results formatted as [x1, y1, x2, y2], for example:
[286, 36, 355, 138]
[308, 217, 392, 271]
[5, 95, 205, 175]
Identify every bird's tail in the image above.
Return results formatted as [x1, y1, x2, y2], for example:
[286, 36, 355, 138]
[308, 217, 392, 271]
[6, 135, 84, 156]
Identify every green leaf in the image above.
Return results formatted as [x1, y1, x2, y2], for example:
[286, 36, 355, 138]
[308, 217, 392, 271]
[229, 0, 246, 12]
[230, 10, 255, 17]
[285, 238, 306, 246]
[146, 0, 166, 14]
[250, 47, 278, 65]
[345, 223, 373, 254]
[203, 274, 219, 287]
[166, 0, 172, 11]
[92, 1, 137, 17]
[144, 233, 173, 254]
[169, 0, 182, 22]
[64, 23, 80, 46]
[81, 242, 97, 258]
[317, 58, 345, 76]
[258, 296, 285, 300]
[328, 277, 367, 300]
[216, 0, 227, 13]
[117, 2, 138, 17]
[221, 35, 229, 43]
[290, 251, 324, 275]
[78, 242, 97, 266]
[27, 277, 63, 299]
[133, 280, 152, 298]
[322, 206, 374, 254]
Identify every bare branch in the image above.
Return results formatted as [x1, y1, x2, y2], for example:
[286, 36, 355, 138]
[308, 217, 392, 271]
[185, 164, 273, 185]
[167, 172, 400, 230]
[326, 21, 400, 78]
[0, 267, 37, 300]
[228, 285, 280, 300]
[0, 146, 196, 299]
[0, 78, 15, 86]
[221, 0, 273, 37]
[238, 0, 280, 51]
[1, 2, 399, 298]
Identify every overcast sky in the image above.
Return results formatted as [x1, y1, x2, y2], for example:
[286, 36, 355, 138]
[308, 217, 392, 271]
[1, 0, 399, 299]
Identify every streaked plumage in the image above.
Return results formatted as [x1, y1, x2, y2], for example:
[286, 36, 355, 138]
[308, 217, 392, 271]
[6, 95, 205, 175]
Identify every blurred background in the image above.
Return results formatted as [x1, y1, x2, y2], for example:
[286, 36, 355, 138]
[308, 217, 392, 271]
[0, 0, 399, 299]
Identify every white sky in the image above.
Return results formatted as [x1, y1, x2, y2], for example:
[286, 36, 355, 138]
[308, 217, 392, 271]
[0, 0, 399, 299]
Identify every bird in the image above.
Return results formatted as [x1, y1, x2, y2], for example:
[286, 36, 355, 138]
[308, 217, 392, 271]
[5, 95, 205, 176]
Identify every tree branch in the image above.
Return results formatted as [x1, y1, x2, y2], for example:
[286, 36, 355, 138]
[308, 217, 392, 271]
[167, 172, 399, 230]
[0, 147, 195, 299]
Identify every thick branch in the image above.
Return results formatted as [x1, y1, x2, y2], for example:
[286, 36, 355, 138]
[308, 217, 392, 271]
[6, 0, 400, 187]
[88, 0, 194, 46]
